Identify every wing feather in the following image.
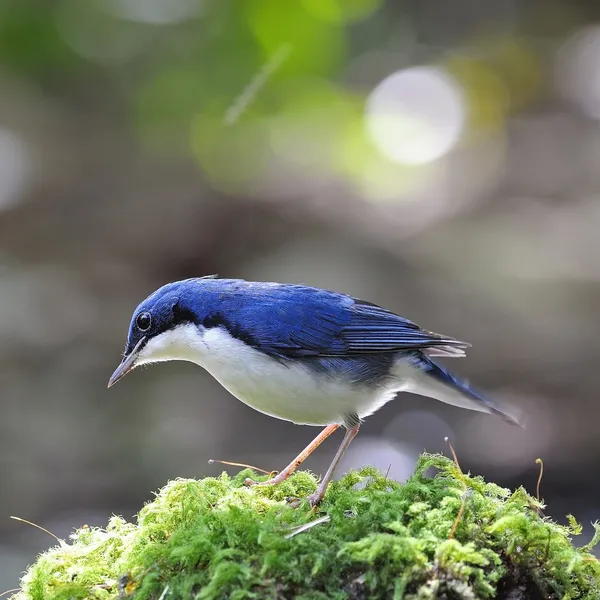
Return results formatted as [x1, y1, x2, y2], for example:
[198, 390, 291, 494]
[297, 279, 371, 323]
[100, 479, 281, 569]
[334, 300, 470, 355]
[198, 280, 469, 358]
[233, 288, 469, 358]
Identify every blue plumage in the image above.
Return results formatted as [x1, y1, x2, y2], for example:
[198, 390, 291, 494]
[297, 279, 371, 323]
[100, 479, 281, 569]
[109, 276, 518, 506]
[127, 277, 468, 360]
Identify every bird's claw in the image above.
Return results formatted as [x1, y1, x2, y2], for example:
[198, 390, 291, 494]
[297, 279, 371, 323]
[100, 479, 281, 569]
[285, 493, 321, 509]
[244, 477, 279, 487]
[306, 492, 321, 508]
[244, 471, 282, 487]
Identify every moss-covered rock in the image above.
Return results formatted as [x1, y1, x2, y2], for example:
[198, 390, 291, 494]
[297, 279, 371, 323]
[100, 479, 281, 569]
[11, 454, 600, 600]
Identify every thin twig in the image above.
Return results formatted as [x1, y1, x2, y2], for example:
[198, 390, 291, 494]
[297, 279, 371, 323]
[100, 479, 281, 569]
[445, 437, 468, 539]
[208, 458, 273, 475]
[444, 437, 462, 472]
[535, 458, 544, 502]
[0, 589, 20, 599]
[449, 493, 467, 540]
[10, 516, 63, 545]
[157, 585, 170, 600]
[285, 515, 331, 539]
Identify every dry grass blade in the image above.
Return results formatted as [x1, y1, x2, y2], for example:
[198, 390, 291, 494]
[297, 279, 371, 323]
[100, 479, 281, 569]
[444, 436, 462, 472]
[284, 515, 331, 539]
[445, 437, 468, 539]
[449, 492, 468, 540]
[10, 516, 64, 545]
[208, 458, 273, 476]
[535, 458, 544, 502]
[157, 585, 170, 600]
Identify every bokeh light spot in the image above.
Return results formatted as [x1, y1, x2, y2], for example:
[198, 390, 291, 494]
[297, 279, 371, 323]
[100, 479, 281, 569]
[557, 25, 600, 120]
[339, 437, 419, 482]
[246, 0, 344, 76]
[301, 0, 383, 24]
[365, 67, 466, 165]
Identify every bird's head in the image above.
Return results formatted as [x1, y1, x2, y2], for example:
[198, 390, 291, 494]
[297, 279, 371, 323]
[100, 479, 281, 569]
[107, 279, 208, 388]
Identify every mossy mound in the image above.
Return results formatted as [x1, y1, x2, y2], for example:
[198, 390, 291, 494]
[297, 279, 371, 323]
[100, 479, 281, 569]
[12, 454, 600, 600]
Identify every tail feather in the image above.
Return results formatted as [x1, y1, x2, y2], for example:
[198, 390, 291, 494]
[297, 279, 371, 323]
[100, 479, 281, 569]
[407, 354, 521, 426]
[425, 345, 468, 358]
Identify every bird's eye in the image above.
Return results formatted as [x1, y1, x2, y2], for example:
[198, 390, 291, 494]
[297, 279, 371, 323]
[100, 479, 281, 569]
[136, 312, 152, 331]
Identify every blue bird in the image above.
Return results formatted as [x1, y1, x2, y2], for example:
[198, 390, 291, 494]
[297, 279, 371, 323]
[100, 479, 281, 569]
[108, 276, 518, 506]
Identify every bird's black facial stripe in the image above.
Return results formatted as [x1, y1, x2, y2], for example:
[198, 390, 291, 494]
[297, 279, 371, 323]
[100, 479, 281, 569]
[171, 303, 198, 327]
[172, 303, 255, 345]
[130, 300, 260, 355]
[202, 313, 259, 348]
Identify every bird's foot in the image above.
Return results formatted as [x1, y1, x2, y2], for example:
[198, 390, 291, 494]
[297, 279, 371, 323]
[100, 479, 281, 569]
[285, 492, 322, 509]
[244, 477, 261, 487]
[243, 473, 280, 487]
[306, 491, 323, 508]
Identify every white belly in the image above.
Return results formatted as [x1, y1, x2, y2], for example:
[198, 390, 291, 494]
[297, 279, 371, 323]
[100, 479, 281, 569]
[195, 328, 401, 425]
[136, 323, 496, 424]
[136, 324, 406, 426]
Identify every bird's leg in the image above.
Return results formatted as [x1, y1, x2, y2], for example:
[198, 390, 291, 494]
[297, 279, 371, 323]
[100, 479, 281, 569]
[244, 424, 339, 487]
[305, 423, 360, 507]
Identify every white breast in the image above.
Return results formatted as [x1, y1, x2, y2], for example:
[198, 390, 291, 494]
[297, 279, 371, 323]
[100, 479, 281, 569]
[136, 324, 408, 426]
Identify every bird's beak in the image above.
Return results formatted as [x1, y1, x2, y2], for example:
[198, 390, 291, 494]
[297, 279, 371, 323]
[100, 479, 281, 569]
[107, 337, 146, 388]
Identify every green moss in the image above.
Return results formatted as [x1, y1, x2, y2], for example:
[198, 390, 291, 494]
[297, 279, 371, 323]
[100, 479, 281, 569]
[12, 454, 600, 600]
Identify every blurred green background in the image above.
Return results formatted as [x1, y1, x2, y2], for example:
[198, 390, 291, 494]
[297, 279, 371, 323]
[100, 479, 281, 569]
[2, 0, 600, 591]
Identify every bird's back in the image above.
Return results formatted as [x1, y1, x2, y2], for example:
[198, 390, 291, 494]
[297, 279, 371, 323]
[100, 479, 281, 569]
[166, 277, 468, 360]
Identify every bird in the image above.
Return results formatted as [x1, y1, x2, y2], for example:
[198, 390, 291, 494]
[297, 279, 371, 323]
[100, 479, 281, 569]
[108, 276, 518, 506]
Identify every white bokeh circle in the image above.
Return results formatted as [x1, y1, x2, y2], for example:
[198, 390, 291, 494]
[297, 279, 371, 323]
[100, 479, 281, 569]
[365, 66, 466, 165]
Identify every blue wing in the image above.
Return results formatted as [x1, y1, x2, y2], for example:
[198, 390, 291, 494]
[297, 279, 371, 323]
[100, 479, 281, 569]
[190, 280, 469, 359]
[336, 300, 469, 357]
